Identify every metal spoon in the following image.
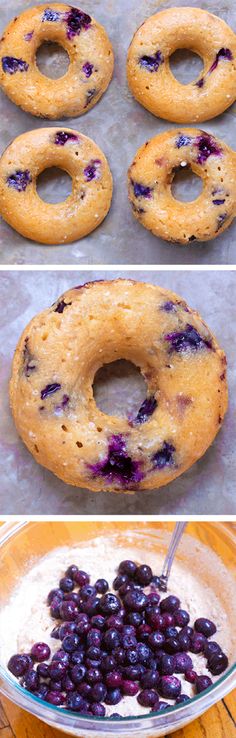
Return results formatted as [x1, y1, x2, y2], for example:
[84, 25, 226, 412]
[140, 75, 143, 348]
[157, 522, 187, 592]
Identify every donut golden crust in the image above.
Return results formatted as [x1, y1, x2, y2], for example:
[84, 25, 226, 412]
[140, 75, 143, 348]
[127, 7, 236, 123]
[128, 129, 236, 244]
[0, 4, 114, 119]
[0, 127, 113, 244]
[10, 279, 228, 493]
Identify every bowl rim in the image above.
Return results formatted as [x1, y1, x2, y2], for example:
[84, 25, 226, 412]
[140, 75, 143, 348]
[0, 520, 235, 732]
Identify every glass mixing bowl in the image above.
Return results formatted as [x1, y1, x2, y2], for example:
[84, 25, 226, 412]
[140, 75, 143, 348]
[0, 520, 235, 737]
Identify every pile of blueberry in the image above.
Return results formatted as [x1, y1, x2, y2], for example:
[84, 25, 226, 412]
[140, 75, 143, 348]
[7, 560, 229, 718]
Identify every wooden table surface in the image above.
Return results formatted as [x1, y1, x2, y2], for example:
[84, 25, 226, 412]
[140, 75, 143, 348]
[0, 691, 235, 738]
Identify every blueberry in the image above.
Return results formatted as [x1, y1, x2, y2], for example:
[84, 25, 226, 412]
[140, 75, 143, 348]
[46, 690, 64, 705]
[124, 665, 143, 680]
[24, 669, 40, 692]
[105, 688, 122, 705]
[113, 574, 128, 590]
[160, 654, 176, 676]
[159, 676, 181, 700]
[80, 584, 96, 600]
[91, 682, 107, 702]
[59, 576, 74, 593]
[100, 593, 121, 614]
[204, 641, 222, 659]
[194, 618, 216, 638]
[55, 299, 72, 314]
[122, 680, 139, 696]
[59, 600, 77, 621]
[41, 383, 61, 400]
[135, 564, 153, 586]
[213, 198, 225, 206]
[82, 61, 94, 77]
[91, 615, 106, 631]
[7, 169, 32, 191]
[190, 633, 206, 654]
[140, 670, 159, 689]
[138, 689, 158, 707]
[54, 131, 78, 146]
[2, 56, 28, 74]
[101, 655, 116, 673]
[209, 48, 233, 73]
[160, 595, 180, 613]
[62, 634, 80, 653]
[178, 633, 191, 652]
[31, 643, 51, 662]
[118, 560, 137, 578]
[88, 434, 143, 487]
[74, 570, 90, 586]
[70, 664, 86, 685]
[174, 653, 193, 673]
[37, 662, 49, 678]
[124, 590, 148, 612]
[95, 578, 108, 594]
[91, 702, 106, 716]
[148, 632, 165, 650]
[84, 159, 101, 181]
[161, 301, 177, 312]
[87, 628, 102, 647]
[137, 643, 152, 665]
[176, 694, 190, 704]
[137, 624, 151, 643]
[62, 674, 75, 692]
[174, 610, 190, 627]
[105, 672, 122, 688]
[42, 9, 61, 22]
[8, 654, 31, 677]
[152, 442, 175, 470]
[207, 652, 228, 676]
[87, 647, 101, 661]
[156, 701, 169, 711]
[165, 324, 211, 353]
[139, 50, 163, 72]
[66, 692, 86, 711]
[78, 682, 93, 699]
[87, 667, 101, 684]
[103, 629, 121, 651]
[50, 596, 62, 619]
[52, 650, 70, 666]
[132, 396, 157, 425]
[48, 660, 67, 680]
[132, 180, 153, 199]
[165, 638, 180, 654]
[185, 669, 197, 684]
[196, 675, 213, 694]
[165, 627, 178, 639]
[195, 134, 222, 165]
[64, 7, 91, 39]
[176, 134, 192, 149]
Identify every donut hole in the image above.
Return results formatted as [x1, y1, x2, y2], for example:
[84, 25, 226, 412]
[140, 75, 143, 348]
[37, 167, 72, 204]
[170, 49, 204, 84]
[36, 41, 70, 79]
[171, 165, 203, 202]
[93, 359, 147, 418]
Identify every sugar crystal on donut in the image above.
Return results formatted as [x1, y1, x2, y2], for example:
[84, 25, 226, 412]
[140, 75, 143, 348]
[88, 434, 144, 487]
[139, 51, 163, 72]
[2, 56, 28, 74]
[165, 325, 212, 353]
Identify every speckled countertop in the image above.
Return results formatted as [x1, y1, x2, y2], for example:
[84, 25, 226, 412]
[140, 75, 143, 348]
[0, 269, 235, 515]
[0, 0, 236, 264]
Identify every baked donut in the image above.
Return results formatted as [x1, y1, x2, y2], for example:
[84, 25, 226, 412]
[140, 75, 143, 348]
[10, 279, 228, 493]
[127, 7, 236, 123]
[128, 128, 236, 244]
[0, 4, 113, 118]
[0, 127, 112, 244]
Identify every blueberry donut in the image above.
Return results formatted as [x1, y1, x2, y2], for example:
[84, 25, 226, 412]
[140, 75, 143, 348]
[128, 129, 236, 244]
[10, 279, 227, 493]
[127, 8, 236, 123]
[0, 127, 112, 244]
[0, 4, 113, 118]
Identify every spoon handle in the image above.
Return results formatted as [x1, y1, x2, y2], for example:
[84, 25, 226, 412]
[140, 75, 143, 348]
[158, 522, 187, 592]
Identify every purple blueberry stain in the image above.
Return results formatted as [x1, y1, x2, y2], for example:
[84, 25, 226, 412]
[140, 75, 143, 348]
[88, 434, 144, 487]
[139, 50, 163, 72]
[85, 88, 96, 107]
[131, 396, 157, 425]
[213, 198, 225, 205]
[161, 301, 177, 313]
[84, 159, 101, 182]
[152, 441, 175, 471]
[41, 383, 61, 400]
[54, 131, 78, 146]
[64, 8, 92, 40]
[23, 338, 36, 377]
[54, 395, 70, 415]
[2, 56, 29, 74]
[195, 77, 204, 88]
[176, 134, 193, 149]
[24, 31, 34, 42]
[54, 299, 72, 313]
[132, 180, 153, 199]
[209, 47, 233, 73]
[7, 169, 32, 192]
[165, 324, 212, 353]
[42, 9, 61, 22]
[82, 62, 94, 78]
[216, 212, 228, 232]
[195, 134, 222, 165]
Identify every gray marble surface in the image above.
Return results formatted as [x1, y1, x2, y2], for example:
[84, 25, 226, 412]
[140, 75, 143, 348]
[0, 270, 235, 515]
[0, 0, 236, 264]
